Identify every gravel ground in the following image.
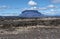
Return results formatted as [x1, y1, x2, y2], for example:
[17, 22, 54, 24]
[0, 26, 60, 39]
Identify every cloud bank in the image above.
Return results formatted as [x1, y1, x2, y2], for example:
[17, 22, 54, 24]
[52, 0, 60, 3]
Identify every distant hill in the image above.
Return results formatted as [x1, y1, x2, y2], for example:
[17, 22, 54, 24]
[0, 16, 20, 20]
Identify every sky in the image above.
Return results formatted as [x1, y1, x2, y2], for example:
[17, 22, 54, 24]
[0, 0, 60, 16]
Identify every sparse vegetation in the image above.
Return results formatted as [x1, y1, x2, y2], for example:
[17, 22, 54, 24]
[0, 18, 60, 30]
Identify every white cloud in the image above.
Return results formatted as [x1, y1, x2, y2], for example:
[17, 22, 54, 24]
[0, 13, 18, 16]
[0, 5, 9, 9]
[40, 4, 60, 16]
[42, 9, 59, 16]
[43, 11, 56, 16]
[47, 4, 56, 8]
[52, 0, 60, 3]
[48, 5, 54, 8]
[28, 0, 37, 6]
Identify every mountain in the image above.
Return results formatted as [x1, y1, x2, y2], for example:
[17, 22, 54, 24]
[19, 10, 45, 18]
[0, 10, 60, 19]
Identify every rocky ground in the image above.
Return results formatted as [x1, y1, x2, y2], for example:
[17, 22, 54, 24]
[0, 26, 60, 39]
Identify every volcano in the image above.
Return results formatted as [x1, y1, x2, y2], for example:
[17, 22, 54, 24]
[19, 10, 44, 18]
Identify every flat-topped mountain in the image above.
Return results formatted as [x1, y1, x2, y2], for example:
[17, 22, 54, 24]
[19, 10, 44, 18]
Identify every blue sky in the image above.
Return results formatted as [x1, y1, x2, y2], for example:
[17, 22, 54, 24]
[0, 0, 60, 16]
